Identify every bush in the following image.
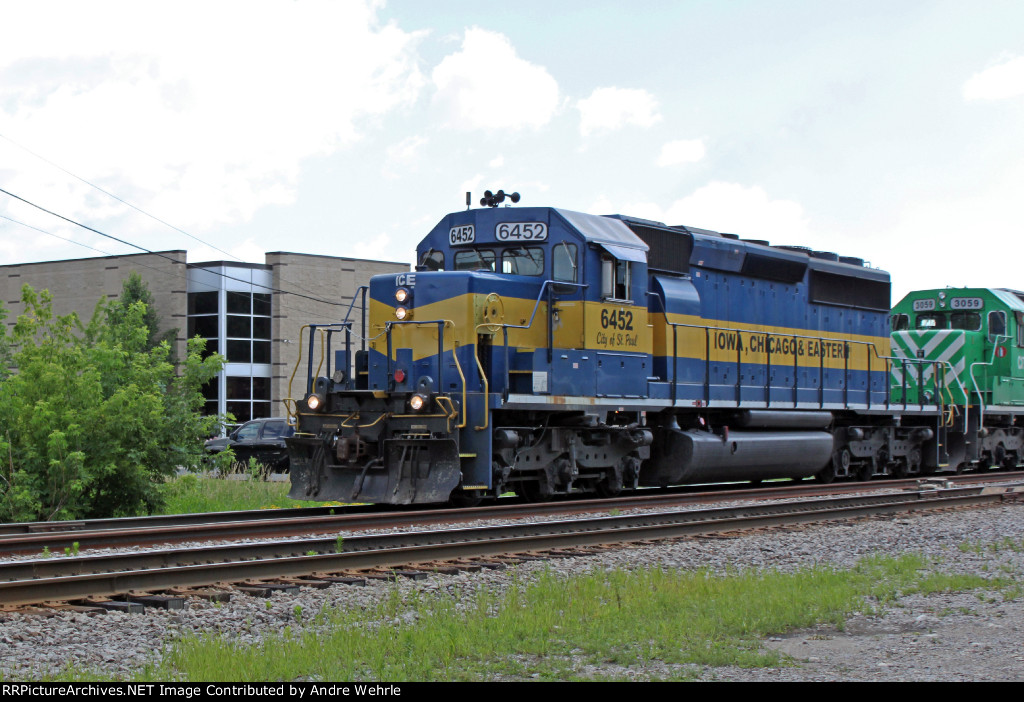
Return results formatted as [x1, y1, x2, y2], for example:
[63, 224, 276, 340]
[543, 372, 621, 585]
[0, 285, 225, 521]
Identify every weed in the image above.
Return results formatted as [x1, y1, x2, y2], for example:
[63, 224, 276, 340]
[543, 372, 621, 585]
[128, 552, 1005, 683]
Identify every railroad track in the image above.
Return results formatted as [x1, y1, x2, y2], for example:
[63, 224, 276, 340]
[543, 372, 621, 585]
[1, 473, 1019, 556]
[1, 483, 1021, 609]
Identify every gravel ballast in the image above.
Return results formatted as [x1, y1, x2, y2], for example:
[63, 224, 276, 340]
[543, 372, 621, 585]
[1, 502, 1022, 682]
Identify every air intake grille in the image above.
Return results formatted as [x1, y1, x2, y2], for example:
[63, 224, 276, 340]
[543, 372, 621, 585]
[625, 224, 692, 274]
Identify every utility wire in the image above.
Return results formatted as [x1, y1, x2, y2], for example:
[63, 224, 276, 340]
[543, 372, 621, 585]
[0, 185, 361, 308]
[0, 215, 363, 331]
[0, 130, 376, 301]
[0, 131, 242, 263]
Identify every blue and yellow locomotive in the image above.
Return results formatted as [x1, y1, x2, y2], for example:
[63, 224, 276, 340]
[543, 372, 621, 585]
[287, 202, 948, 504]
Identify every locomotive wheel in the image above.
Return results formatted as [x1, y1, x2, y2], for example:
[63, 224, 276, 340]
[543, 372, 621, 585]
[856, 462, 873, 482]
[892, 459, 908, 479]
[595, 475, 624, 498]
[449, 489, 485, 508]
[992, 444, 1007, 471]
[819, 449, 848, 483]
[517, 480, 552, 503]
[815, 463, 835, 484]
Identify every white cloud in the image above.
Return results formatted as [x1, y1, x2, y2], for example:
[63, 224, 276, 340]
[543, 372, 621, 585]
[577, 87, 661, 137]
[383, 136, 429, 178]
[661, 183, 810, 240]
[350, 232, 392, 260]
[431, 28, 559, 130]
[963, 55, 1024, 101]
[460, 174, 486, 201]
[489, 155, 505, 168]
[593, 182, 811, 241]
[657, 139, 706, 167]
[874, 165, 1024, 301]
[0, 0, 427, 256]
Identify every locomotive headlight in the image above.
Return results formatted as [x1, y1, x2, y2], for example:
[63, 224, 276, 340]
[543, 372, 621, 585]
[395, 306, 410, 320]
[395, 288, 410, 303]
[409, 393, 428, 411]
[305, 393, 325, 412]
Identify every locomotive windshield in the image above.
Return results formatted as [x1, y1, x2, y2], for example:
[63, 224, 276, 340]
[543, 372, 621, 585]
[501, 247, 544, 276]
[914, 311, 982, 331]
[454, 248, 495, 271]
[452, 246, 546, 276]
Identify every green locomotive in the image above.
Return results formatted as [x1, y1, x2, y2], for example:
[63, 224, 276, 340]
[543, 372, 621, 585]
[890, 287, 1024, 470]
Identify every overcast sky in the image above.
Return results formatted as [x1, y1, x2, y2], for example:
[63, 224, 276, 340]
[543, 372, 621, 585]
[1, 0, 1023, 305]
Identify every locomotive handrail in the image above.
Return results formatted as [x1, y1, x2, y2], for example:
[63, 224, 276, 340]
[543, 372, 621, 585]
[647, 290, 954, 413]
[337, 286, 369, 351]
[284, 322, 354, 423]
[482, 280, 588, 404]
[878, 340, 968, 415]
[969, 333, 1011, 429]
[473, 323, 492, 430]
[384, 319, 468, 430]
[304, 322, 354, 393]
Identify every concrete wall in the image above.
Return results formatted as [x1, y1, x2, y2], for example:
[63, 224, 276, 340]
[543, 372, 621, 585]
[266, 252, 408, 414]
[1, 249, 409, 421]
[1, 251, 189, 359]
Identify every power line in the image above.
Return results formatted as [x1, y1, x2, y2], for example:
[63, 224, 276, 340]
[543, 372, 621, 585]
[0, 212, 368, 330]
[0, 130, 375, 302]
[0, 185, 360, 309]
[0, 131, 242, 263]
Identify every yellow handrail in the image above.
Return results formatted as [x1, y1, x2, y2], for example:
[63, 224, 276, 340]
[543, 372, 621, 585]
[473, 323, 494, 430]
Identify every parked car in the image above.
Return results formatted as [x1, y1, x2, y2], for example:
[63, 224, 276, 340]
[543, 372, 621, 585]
[204, 417, 295, 472]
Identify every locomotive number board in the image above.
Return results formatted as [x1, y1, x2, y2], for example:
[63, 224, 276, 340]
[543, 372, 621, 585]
[496, 222, 547, 242]
[449, 224, 475, 245]
[949, 297, 983, 310]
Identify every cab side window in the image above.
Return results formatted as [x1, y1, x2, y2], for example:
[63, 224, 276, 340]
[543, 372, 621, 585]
[601, 256, 631, 301]
[890, 314, 909, 331]
[421, 250, 444, 271]
[988, 310, 1007, 342]
[553, 243, 578, 283]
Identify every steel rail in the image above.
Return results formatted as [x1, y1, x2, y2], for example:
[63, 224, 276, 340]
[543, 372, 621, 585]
[0, 487, 1020, 607]
[1, 474, 1021, 556]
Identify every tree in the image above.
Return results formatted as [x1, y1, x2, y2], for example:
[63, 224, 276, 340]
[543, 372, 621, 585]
[105, 271, 177, 352]
[0, 285, 224, 521]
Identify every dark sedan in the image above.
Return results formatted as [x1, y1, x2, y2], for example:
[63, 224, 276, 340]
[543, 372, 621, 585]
[205, 417, 295, 472]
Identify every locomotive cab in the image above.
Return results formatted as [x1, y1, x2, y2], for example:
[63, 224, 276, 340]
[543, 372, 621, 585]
[891, 287, 1024, 469]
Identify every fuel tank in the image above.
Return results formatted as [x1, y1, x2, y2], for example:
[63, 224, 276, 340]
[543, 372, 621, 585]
[640, 428, 833, 486]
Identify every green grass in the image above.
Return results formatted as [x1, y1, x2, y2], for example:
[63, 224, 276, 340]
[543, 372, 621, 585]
[112, 552, 1012, 683]
[158, 473, 328, 514]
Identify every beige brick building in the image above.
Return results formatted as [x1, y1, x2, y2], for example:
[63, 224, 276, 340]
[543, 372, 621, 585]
[1, 250, 407, 424]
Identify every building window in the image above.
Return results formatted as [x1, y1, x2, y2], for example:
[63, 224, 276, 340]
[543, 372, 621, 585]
[188, 264, 274, 425]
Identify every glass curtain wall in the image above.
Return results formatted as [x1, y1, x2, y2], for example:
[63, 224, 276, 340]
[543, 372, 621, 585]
[187, 264, 274, 425]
